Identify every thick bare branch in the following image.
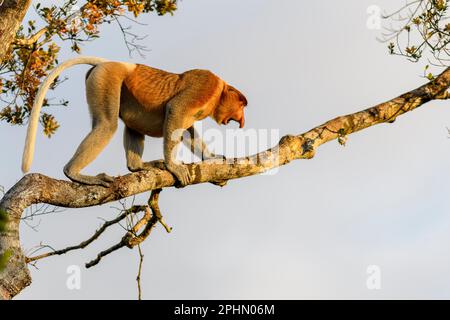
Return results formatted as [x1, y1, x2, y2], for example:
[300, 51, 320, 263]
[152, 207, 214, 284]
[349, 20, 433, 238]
[1, 67, 450, 299]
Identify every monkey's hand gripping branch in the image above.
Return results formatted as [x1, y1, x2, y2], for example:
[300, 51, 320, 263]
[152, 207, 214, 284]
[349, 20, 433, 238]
[1, 67, 450, 299]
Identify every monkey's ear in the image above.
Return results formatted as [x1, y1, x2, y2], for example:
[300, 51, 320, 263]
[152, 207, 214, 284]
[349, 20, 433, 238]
[227, 85, 248, 106]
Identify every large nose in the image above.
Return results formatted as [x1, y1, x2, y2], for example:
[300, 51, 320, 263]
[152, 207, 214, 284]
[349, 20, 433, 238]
[239, 116, 245, 128]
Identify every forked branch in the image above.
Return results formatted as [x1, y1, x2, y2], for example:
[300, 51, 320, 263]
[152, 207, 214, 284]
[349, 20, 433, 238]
[85, 189, 171, 268]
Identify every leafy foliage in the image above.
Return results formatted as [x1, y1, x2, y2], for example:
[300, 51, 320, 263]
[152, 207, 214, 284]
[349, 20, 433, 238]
[0, 0, 177, 137]
[381, 0, 450, 66]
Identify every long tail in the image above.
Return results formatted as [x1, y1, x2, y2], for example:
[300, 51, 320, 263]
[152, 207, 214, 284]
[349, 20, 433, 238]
[21, 56, 109, 173]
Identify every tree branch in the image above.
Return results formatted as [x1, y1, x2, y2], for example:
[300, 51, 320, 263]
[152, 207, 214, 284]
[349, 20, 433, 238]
[24, 204, 146, 263]
[85, 189, 169, 268]
[1, 67, 450, 299]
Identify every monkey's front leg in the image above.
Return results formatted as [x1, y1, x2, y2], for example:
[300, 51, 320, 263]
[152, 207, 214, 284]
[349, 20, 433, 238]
[164, 107, 193, 186]
[184, 126, 226, 163]
[124, 126, 146, 172]
[184, 126, 228, 187]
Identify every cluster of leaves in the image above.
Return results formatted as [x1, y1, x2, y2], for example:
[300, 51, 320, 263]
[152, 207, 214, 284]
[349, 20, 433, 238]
[382, 0, 450, 67]
[0, 0, 177, 137]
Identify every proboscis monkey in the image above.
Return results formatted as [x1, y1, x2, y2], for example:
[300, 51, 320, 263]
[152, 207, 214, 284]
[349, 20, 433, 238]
[22, 56, 248, 187]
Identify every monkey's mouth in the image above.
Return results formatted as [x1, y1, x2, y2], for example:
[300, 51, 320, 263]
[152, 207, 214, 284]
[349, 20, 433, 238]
[223, 117, 244, 128]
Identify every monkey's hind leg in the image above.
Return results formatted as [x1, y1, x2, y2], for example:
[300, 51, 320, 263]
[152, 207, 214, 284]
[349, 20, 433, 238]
[124, 126, 166, 171]
[64, 64, 122, 187]
[124, 126, 145, 172]
[64, 120, 118, 187]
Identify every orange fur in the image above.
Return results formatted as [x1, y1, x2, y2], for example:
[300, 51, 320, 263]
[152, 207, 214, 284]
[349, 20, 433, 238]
[213, 84, 247, 128]
[120, 65, 246, 136]
[23, 56, 249, 187]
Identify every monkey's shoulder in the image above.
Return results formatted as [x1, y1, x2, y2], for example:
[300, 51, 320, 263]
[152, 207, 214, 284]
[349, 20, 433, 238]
[123, 64, 181, 103]
[129, 64, 221, 87]
[179, 69, 224, 94]
[129, 64, 179, 81]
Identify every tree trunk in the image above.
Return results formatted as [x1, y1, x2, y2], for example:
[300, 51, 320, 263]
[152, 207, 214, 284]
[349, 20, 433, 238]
[0, 0, 33, 63]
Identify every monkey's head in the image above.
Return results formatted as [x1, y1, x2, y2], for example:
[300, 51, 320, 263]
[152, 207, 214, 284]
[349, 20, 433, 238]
[213, 84, 248, 128]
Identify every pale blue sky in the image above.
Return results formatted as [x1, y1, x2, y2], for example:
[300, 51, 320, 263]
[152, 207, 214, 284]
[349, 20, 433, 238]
[2, 0, 450, 299]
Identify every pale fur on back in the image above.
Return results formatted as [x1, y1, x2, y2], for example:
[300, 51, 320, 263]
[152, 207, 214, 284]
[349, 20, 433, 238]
[21, 56, 111, 173]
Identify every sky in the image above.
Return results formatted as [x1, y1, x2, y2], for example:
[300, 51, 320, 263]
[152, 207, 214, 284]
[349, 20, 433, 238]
[2, 0, 450, 299]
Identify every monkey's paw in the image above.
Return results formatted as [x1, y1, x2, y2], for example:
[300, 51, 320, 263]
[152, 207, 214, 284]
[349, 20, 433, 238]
[142, 159, 166, 170]
[167, 163, 192, 187]
[64, 168, 115, 188]
[95, 173, 115, 187]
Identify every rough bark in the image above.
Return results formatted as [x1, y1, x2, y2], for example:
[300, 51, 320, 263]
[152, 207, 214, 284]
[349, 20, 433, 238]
[0, 0, 33, 63]
[1, 67, 450, 299]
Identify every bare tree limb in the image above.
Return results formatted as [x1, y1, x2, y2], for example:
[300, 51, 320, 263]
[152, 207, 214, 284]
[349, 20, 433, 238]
[85, 189, 169, 268]
[1, 67, 450, 299]
[136, 244, 144, 300]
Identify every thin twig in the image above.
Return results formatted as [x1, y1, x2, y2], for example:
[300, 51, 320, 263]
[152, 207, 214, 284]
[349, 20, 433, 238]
[85, 189, 171, 268]
[25, 205, 146, 263]
[136, 244, 144, 300]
